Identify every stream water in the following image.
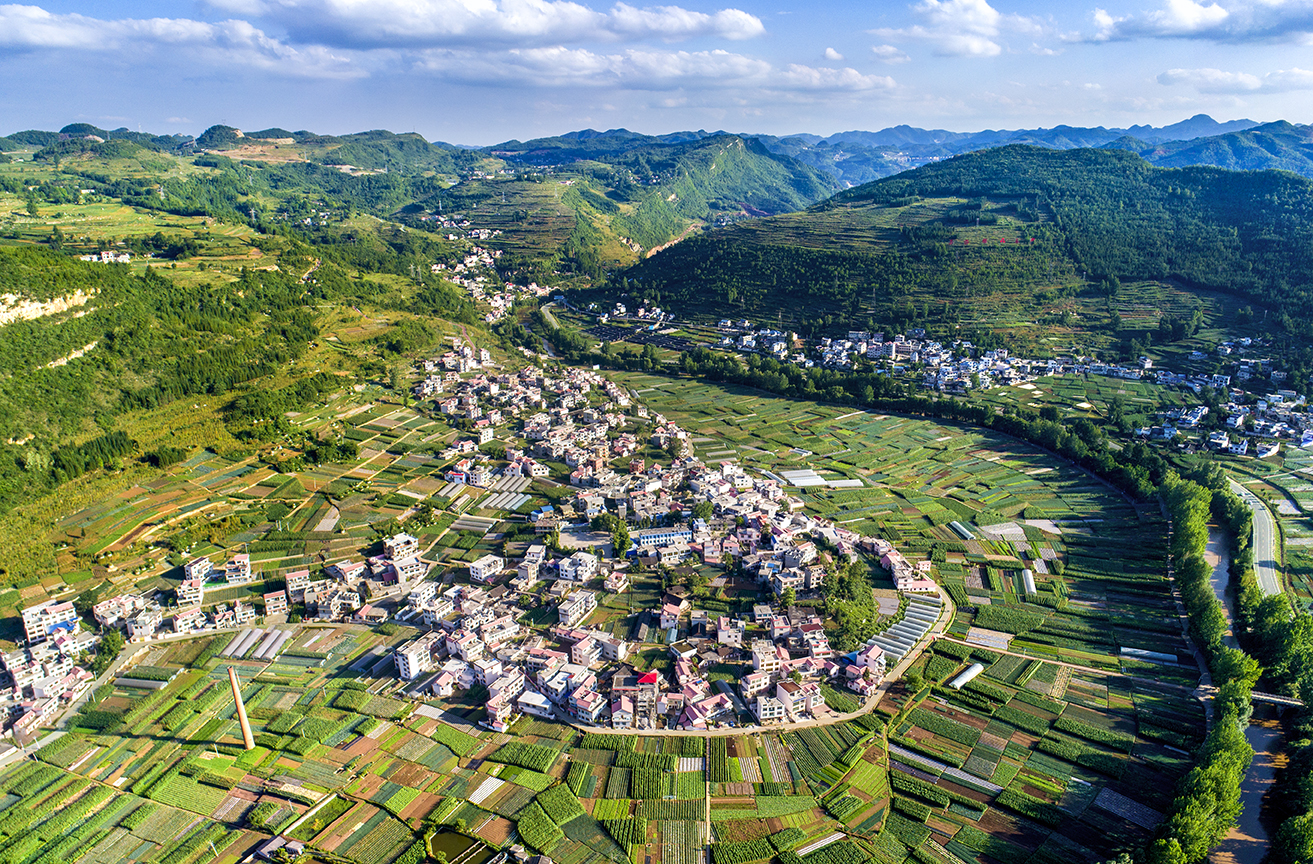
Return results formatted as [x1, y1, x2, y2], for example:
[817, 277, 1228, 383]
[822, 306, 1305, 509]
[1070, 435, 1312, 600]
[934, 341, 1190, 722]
[1206, 529, 1280, 864]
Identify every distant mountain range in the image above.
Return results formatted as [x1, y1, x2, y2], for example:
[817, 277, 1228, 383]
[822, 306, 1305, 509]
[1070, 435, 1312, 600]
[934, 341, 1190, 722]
[489, 115, 1313, 187]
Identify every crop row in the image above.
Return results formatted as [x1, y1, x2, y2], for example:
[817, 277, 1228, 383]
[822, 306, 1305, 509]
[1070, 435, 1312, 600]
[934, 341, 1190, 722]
[711, 838, 774, 864]
[995, 704, 1051, 734]
[430, 723, 479, 756]
[889, 770, 976, 808]
[907, 708, 981, 747]
[884, 810, 931, 848]
[891, 797, 931, 822]
[1053, 716, 1135, 752]
[603, 818, 646, 845]
[638, 799, 703, 820]
[537, 785, 585, 825]
[632, 767, 670, 800]
[517, 802, 564, 853]
[708, 737, 730, 783]
[579, 733, 637, 752]
[616, 750, 677, 770]
[490, 741, 560, 772]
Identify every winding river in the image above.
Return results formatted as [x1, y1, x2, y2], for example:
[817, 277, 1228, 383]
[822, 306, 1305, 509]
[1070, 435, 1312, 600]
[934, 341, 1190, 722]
[1206, 529, 1282, 864]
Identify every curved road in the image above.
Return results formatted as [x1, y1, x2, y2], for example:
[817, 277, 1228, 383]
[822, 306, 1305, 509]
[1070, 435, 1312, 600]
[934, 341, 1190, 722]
[1228, 477, 1283, 596]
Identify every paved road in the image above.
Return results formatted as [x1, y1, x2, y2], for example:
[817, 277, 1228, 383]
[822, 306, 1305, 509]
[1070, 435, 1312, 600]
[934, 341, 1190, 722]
[1229, 477, 1283, 596]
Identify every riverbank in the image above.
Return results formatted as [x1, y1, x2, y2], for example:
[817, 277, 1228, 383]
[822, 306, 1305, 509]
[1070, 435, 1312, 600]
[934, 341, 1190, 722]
[1206, 527, 1277, 864]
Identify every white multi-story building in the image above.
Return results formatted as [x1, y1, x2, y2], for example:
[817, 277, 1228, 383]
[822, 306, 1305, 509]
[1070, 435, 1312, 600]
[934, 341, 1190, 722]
[447, 630, 484, 663]
[570, 687, 606, 723]
[559, 551, 599, 582]
[755, 694, 787, 724]
[854, 644, 886, 679]
[396, 632, 444, 680]
[183, 557, 213, 581]
[751, 639, 784, 673]
[177, 578, 205, 608]
[776, 680, 822, 721]
[517, 690, 554, 719]
[393, 558, 428, 582]
[558, 591, 597, 628]
[634, 527, 693, 548]
[469, 554, 504, 583]
[225, 554, 254, 585]
[717, 616, 745, 648]
[741, 671, 772, 700]
[258, 588, 286, 616]
[384, 533, 420, 561]
[172, 608, 206, 634]
[473, 657, 504, 687]
[21, 600, 78, 646]
[92, 595, 149, 630]
[126, 607, 163, 641]
[571, 637, 601, 667]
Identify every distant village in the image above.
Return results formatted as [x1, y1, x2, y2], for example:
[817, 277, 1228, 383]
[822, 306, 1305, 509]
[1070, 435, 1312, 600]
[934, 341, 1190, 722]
[696, 312, 1312, 458]
[431, 245, 553, 325]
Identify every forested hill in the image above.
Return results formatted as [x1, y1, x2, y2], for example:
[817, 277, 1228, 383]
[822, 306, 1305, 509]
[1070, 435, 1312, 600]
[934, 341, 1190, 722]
[838, 145, 1313, 324]
[608, 145, 1313, 341]
[1110, 120, 1313, 176]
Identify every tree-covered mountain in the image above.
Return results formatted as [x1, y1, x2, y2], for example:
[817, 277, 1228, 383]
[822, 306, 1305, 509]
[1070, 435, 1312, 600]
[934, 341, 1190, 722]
[1109, 120, 1313, 176]
[607, 145, 1313, 351]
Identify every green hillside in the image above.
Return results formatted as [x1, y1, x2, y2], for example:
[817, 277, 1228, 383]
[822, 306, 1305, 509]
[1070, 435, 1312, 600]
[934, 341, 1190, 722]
[424, 134, 840, 277]
[606, 146, 1313, 353]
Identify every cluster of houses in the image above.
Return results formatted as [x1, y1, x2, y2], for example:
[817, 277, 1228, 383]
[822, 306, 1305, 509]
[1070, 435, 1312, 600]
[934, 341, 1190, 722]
[1, 600, 96, 738]
[371, 378, 933, 731]
[429, 243, 553, 323]
[599, 303, 673, 326]
[715, 324, 1310, 427]
[360, 354, 959, 732]
[78, 250, 132, 264]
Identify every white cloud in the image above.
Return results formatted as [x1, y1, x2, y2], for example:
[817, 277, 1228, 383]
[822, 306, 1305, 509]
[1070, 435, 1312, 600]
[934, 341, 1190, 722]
[1091, 0, 1313, 43]
[0, 4, 363, 77]
[824, 46, 844, 60]
[871, 43, 911, 63]
[207, 0, 765, 49]
[416, 45, 893, 91]
[871, 0, 1044, 58]
[1159, 65, 1313, 92]
[779, 64, 896, 90]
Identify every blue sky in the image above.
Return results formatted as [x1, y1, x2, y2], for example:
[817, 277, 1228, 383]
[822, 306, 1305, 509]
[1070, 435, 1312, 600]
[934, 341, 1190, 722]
[2, 0, 1312, 143]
